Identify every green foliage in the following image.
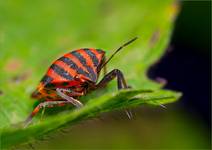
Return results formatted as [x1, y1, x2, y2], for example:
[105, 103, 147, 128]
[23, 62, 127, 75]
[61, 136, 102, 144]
[0, 0, 179, 148]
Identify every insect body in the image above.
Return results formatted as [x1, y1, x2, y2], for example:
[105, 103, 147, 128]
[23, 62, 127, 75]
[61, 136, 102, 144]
[25, 37, 138, 126]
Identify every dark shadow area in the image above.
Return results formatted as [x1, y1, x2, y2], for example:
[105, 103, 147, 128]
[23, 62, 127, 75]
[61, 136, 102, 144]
[148, 1, 211, 128]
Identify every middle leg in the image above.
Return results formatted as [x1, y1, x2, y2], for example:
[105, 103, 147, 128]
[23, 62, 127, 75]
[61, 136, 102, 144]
[56, 88, 83, 108]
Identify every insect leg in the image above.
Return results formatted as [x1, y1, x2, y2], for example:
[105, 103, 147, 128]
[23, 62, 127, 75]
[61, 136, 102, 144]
[96, 69, 133, 119]
[56, 88, 83, 108]
[57, 88, 84, 97]
[40, 105, 46, 121]
[96, 69, 128, 90]
[24, 100, 72, 127]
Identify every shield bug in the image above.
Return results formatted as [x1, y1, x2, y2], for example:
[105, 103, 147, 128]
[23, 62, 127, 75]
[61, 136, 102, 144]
[24, 37, 138, 127]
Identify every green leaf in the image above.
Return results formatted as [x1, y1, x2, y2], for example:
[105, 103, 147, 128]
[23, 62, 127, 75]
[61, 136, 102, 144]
[0, 0, 180, 148]
[1, 89, 181, 148]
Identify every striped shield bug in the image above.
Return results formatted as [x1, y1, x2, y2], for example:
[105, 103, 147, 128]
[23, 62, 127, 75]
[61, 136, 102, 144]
[24, 37, 138, 127]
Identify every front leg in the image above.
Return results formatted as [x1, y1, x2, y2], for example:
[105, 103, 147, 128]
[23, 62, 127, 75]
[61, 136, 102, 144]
[96, 69, 129, 90]
[95, 69, 133, 119]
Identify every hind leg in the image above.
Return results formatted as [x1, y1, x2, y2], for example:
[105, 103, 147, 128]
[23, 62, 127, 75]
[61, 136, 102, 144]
[24, 100, 72, 127]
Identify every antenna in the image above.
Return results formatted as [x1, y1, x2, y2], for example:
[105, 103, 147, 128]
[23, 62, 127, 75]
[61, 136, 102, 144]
[100, 37, 138, 70]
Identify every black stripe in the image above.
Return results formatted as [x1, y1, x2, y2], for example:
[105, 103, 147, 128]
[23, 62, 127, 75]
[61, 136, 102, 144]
[83, 48, 99, 67]
[71, 51, 87, 66]
[71, 51, 97, 82]
[58, 57, 78, 70]
[58, 57, 90, 79]
[40, 75, 53, 84]
[50, 64, 73, 80]
[96, 49, 105, 54]
[86, 66, 97, 82]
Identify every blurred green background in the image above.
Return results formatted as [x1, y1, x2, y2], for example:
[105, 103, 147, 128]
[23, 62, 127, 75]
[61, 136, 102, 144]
[0, 0, 210, 149]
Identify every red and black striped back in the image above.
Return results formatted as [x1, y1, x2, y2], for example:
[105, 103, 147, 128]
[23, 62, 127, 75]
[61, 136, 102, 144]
[40, 48, 105, 87]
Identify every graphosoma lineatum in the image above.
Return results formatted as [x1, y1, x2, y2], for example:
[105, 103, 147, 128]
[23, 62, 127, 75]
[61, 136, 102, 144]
[24, 37, 138, 127]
